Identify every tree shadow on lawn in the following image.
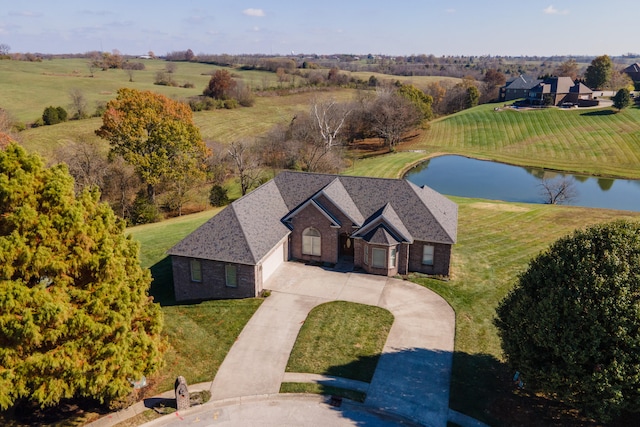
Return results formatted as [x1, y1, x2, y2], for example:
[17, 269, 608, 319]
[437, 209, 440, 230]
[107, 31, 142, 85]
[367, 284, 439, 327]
[319, 350, 635, 427]
[451, 352, 640, 427]
[148, 256, 177, 306]
[580, 110, 615, 116]
[149, 256, 203, 307]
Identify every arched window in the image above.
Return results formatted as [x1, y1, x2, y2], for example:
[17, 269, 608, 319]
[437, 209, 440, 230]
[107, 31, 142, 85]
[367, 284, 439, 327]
[302, 227, 321, 256]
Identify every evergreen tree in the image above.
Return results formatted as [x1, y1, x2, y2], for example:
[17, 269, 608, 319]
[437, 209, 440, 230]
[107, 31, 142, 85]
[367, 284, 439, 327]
[0, 144, 164, 410]
[495, 220, 640, 422]
[613, 88, 631, 111]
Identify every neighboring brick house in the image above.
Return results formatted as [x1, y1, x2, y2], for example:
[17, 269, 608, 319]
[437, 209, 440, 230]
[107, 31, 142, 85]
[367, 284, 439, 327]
[499, 74, 542, 101]
[168, 171, 458, 301]
[623, 63, 640, 83]
[527, 76, 594, 106]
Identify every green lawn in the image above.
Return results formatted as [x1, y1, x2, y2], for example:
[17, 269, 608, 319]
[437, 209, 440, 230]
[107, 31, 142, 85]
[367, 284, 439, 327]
[285, 301, 393, 383]
[409, 103, 640, 179]
[279, 383, 366, 403]
[125, 209, 263, 396]
[0, 58, 281, 124]
[414, 198, 640, 425]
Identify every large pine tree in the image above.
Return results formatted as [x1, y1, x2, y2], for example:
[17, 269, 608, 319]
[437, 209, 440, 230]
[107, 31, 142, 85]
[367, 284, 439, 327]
[0, 144, 164, 409]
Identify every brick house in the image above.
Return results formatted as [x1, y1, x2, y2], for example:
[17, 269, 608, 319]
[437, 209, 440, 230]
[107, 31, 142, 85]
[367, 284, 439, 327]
[168, 171, 458, 301]
[499, 74, 542, 102]
[527, 76, 594, 106]
[623, 63, 640, 83]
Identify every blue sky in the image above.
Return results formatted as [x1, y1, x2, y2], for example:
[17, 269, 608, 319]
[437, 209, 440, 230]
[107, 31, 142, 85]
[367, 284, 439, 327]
[1, 1, 638, 57]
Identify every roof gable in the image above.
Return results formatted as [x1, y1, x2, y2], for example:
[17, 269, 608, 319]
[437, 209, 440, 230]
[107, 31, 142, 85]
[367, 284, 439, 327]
[282, 198, 341, 227]
[169, 171, 458, 266]
[363, 226, 400, 246]
[168, 180, 290, 264]
[353, 203, 413, 243]
[315, 178, 365, 225]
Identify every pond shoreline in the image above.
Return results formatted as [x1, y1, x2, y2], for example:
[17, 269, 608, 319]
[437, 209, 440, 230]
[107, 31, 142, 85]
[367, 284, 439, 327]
[403, 154, 640, 212]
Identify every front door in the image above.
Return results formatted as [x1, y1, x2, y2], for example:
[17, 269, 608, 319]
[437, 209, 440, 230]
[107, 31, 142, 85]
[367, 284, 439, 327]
[339, 234, 354, 258]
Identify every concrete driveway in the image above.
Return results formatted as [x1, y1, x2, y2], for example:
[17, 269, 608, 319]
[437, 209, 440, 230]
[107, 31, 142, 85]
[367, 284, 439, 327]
[140, 261, 459, 427]
[207, 262, 455, 426]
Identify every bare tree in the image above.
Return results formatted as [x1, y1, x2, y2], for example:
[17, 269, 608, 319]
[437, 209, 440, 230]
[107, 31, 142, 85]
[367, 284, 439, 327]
[311, 97, 351, 151]
[54, 139, 109, 192]
[554, 59, 580, 81]
[0, 43, 10, 55]
[165, 62, 177, 74]
[68, 88, 89, 119]
[370, 91, 422, 150]
[539, 177, 578, 205]
[228, 140, 262, 196]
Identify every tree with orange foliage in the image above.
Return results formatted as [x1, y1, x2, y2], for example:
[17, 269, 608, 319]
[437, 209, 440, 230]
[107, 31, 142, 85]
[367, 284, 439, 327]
[96, 88, 209, 203]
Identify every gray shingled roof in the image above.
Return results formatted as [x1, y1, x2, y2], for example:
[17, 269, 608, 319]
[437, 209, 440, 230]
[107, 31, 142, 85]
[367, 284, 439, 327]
[363, 227, 400, 246]
[353, 203, 413, 243]
[315, 178, 365, 225]
[169, 171, 457, 266]
[167, 180, 290, 264]
[624, 63, 640, 73]
[504, 75, 542, 90]
[531, 77, 590, 96]
[570, 82, 593, 94]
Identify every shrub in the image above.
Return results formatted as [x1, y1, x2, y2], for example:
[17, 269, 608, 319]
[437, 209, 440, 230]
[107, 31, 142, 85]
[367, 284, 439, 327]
[128, 192, 161, 225]
[495, 220, 640, 422]
[209, 185, 229, 207]
[183, 82, 195, 88]
[41, 106, 68, 125]
[223, 99, 239, 109]
[93, 101, 107, 118]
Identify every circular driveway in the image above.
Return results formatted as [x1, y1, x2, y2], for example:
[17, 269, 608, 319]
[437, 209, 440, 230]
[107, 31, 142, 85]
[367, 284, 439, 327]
[141, 262, 457, 427]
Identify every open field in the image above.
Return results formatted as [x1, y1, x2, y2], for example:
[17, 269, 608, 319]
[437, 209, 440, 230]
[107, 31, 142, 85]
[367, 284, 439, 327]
[0, 58, 283, 124]
[344, 103, 640, 180]
[347, 71, 461, 89]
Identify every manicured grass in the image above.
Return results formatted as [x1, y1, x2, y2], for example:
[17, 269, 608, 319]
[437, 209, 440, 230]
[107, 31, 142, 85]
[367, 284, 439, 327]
[153, 298, 263, 395]
[285, 301, 393, 383]
[409, 197, 640, 425]
[126, 209, 218, 269]
[345, 104, 640, 181]
[279, 383, 366, 403]
[407, 103, 640, 179]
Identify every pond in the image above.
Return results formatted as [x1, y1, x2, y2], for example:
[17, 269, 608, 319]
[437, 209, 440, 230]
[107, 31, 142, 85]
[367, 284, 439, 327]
[404, 155, 640, 212]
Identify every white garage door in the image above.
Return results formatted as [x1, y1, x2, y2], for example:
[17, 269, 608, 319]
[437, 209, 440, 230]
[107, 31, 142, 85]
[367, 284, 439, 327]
[261, 242, 285, 283]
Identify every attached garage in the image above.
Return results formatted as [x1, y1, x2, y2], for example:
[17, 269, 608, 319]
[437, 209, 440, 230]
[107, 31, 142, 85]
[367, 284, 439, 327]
[260, 239, 287, 285]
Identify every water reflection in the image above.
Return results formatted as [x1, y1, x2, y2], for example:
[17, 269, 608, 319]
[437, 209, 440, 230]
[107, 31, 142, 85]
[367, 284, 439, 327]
[405, 155, 640, 212]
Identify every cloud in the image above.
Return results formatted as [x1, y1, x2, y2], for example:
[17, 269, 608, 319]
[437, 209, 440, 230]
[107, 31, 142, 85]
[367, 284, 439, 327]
[445, 8, 456, 14]
[543, 5, 569, 15]
[243, 8, 265, 17]
[8, 10, 42, 18]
